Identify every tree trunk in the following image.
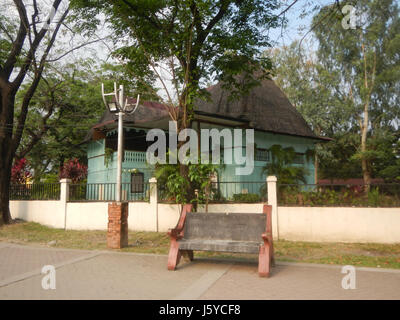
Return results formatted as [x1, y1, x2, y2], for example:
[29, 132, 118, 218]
[359, 41, 375, 193]
[314, 152, 319, 184]
[0, 168, 12, 226]
[0, 132, 14, 225]
[0, 88, 16, 225]
[177, 112, 195, 204]
[361, 103, 371, 192]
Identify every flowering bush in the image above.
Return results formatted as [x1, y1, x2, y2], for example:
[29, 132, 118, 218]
[11, 158, 32, 184]
[59, 158, 87, 183]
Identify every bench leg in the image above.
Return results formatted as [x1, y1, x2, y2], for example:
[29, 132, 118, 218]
[258, 244, 270, 277]
[167, 239, 181, 271]
[269, 238, 275, 267]
[181, 250, 194, 261]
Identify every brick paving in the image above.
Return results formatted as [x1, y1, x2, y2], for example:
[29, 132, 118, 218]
[0, 242, 399, 300]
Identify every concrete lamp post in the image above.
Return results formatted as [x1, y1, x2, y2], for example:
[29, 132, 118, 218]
[101, 83, 140, 249]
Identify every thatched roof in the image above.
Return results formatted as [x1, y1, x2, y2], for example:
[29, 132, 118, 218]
[85, 78, 328, 142]
[195, 77, 323, 140]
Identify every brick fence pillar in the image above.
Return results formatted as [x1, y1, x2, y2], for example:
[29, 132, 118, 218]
[107, 202, 128, 249]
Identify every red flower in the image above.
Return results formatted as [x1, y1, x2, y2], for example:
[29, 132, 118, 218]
[11, 158, 32, 184]
[59, 158, 88, 183]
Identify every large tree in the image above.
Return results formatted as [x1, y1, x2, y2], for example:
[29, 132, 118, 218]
[0, 0, 110, 224]
[312, 0, 400, 186]
[70, 0, 282, 199]
[271, 0, 400, 183]
[269, 41, 354, 181]
[0, 0, 72, 225]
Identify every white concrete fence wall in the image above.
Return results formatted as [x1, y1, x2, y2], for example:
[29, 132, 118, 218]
[10, 177, 400, 243]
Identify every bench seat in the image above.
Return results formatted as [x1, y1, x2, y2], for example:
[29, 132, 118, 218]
[167, 204, 274, 277]
[178, 239, 261, 254]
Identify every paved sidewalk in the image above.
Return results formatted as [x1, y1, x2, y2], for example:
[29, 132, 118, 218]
[0, 242, 399, 300]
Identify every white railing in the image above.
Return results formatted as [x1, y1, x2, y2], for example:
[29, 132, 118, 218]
[124, 150, 146, 163]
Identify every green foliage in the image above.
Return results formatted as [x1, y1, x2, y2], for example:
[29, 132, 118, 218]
[270, 0, 400, 182]
[17, 61, 156, 180]
[104, 148, 114, 168]
[232, 193, 261, 203]
[40, 173, 60, 183]
[155, 153, 220, 204]
[263, 144, 308, 184]
[279, 185, 400, 207]
[70, 0, 282, 126]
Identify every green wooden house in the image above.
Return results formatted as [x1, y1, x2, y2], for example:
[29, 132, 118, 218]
[84, 78, 327, 201]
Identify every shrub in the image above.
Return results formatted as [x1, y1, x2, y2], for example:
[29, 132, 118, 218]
[59, 158, 87, 183]
[232, 193, 261, 203]
[11, 158, 31, 184]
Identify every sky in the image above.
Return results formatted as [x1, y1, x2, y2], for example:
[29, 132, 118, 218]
[268, 0, 336, 48]
[76, 0, 334, 64]
[0, 0, 338, 101]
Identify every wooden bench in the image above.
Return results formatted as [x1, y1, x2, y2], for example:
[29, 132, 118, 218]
[167, 204, 274, 277]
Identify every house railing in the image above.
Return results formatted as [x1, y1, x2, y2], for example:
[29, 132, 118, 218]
[10, 183, 60, 200]
[278, 183, 400, 207]
[69, 182, 150, 202]
[124, 151, 147, 163]
[10, 179, 400, 207]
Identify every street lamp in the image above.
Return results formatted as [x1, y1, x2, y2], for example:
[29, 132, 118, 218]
[101, 82, 140, 202]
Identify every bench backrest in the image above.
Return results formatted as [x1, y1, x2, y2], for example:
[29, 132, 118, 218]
[183, 212, 266, 242]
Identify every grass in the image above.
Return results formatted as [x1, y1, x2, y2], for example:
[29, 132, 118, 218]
[1, 220, 400, 269]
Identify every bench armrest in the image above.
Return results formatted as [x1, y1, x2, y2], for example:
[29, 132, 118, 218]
[167, 204, 192, 240]
[262, 232, 272, 241]
[168, 228, 183, 239]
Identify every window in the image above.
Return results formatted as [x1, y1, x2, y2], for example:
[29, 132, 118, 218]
[255, 148, 270, 162]
[293, 153, 304, 165]
[131, 172, 144, 193]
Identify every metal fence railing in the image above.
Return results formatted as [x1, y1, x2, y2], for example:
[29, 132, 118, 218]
[158, 181, 267, 203]
[278, 183, 400, 207]
[69, 182, 150, 202]
[10, 183, 60, 200]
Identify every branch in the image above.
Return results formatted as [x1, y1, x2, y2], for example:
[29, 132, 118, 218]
[16, 103, 54, 159]
[0, 21, 15, 43]
[204, 0, 230, 35]
[120, 0, 161, 29]
[31, 0, 39, 37]
[11, 0, 64, 89]
[298, 3, 340, 49]
[12, 7, 69, 155]
[277, 0, 300, 17]
[46, 36, 111, 63]
[1, 0, 29, 79]
[198, 0, 230, 45]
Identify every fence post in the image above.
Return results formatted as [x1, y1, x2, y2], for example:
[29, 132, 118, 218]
[60, 179, 71, 229]
[267, 176, 279, 240]
[149, 177, 158, 232]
